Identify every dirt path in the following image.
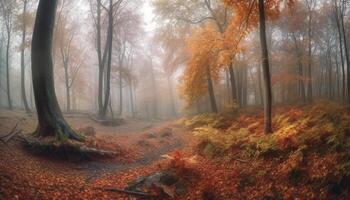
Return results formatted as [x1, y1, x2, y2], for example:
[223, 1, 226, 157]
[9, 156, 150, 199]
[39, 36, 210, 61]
[0, 110, 189, 196]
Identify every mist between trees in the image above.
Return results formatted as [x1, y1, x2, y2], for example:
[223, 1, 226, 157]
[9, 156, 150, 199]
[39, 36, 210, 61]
[0, 0, 349, 127]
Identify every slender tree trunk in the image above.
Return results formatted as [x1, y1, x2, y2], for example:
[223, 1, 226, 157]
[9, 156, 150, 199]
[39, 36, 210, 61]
[335, 6, 346, 100]
[5, 30, 12, 110]
[242, 66, 248, 106]
[96, 0, 103, 116]
[100, 0, 114, 119]
[167, 75, 176, 117]
[257, 65, 264, 105]
[64, 63, 70, 112]
[118, 67, 123, 116]
[129, 81, 135, 117]
[225, 69, 230, 104]
[292, 33, 306, 102]
[335, 50, 341, 99]
[21, 0, 30, 113]
[258, 0, 272, 134]
[340, 9, 350, 102]
[206, 65, 218, 113]
[149, 59, 158, 118]
[306, 18, 313, 102]
[327, 46, 333, 99]
[31, 0, 82, 141]
[95, 0, 110, 117]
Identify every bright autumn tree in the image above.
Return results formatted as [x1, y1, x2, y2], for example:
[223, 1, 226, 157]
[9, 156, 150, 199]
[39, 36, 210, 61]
[223, 0, 293, 134]
[179, 24, 223, 112]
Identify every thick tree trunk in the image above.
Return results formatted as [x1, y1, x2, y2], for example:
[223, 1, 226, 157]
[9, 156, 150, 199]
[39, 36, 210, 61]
[258, 0, 272, 134]
[206, 65, 218, 113]
[21, 0, 30, 113]
[31, 0, 82, 141]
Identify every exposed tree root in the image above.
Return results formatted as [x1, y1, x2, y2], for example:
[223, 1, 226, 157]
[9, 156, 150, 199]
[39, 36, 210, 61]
[20, 137, 117, 161]
[34, 119, 84, 142]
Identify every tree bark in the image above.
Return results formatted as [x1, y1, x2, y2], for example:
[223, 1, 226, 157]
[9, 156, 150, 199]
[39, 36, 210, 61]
[31, 0, 82, 141]
[340, 5, 350, 102]
[291, 33, 306, 102]
[206, 65, 218, 113]
[118, 67, 123, 116]
[21, 0, 31, 113]
[306, 0, 314, 102]
[100, 0, 114, 119]
[5, 28, 12, 109]
[334, 3, 346, 100]
[228, 64, 237, 108]
[258, 0, 272, 134]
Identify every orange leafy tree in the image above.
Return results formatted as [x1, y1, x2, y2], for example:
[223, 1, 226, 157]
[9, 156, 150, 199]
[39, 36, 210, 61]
[223, 0, 294, 134]
[178, 24, 223, 112]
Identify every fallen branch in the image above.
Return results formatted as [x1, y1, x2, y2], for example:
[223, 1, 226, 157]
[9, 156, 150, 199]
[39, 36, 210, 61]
[4, 130, 22, 143]
[0, 120, 21, 139]
[80, 146, 118, 157]
[97, 187, 156, 198]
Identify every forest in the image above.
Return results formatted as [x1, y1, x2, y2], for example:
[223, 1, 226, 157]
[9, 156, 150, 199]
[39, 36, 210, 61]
[0, 0, 350, 199]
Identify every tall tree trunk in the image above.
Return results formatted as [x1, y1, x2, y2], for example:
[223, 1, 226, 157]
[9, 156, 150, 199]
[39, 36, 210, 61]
[206, 65, 218, 113]
[340, 8, 350, 102]
[95, 0, 110, 117]
[96, 0, 103, 116]
[292, 33, 306, 102]
[118, 67, 123, 116]
[5, 30, 12, 110]
[21, 0, 30, 113]
[31, 0, 82, 141]
[258, 0, 272, 134]
[306, 17, 313, 102]
[335, 4, 346, 100]
[100, 0, 114, 119]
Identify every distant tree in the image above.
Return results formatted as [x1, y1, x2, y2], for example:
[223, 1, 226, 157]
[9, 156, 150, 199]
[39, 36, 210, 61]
[0, 0, 16, 109]
[31, 0, 82, 141]
[19, 0, 32, 113]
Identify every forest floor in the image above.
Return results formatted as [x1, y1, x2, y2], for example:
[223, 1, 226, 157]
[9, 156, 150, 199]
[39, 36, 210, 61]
[1, 102, 350, 200]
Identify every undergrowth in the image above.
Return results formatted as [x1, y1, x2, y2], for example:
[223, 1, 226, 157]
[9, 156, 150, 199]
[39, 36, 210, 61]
[179, 102, 350, 198]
